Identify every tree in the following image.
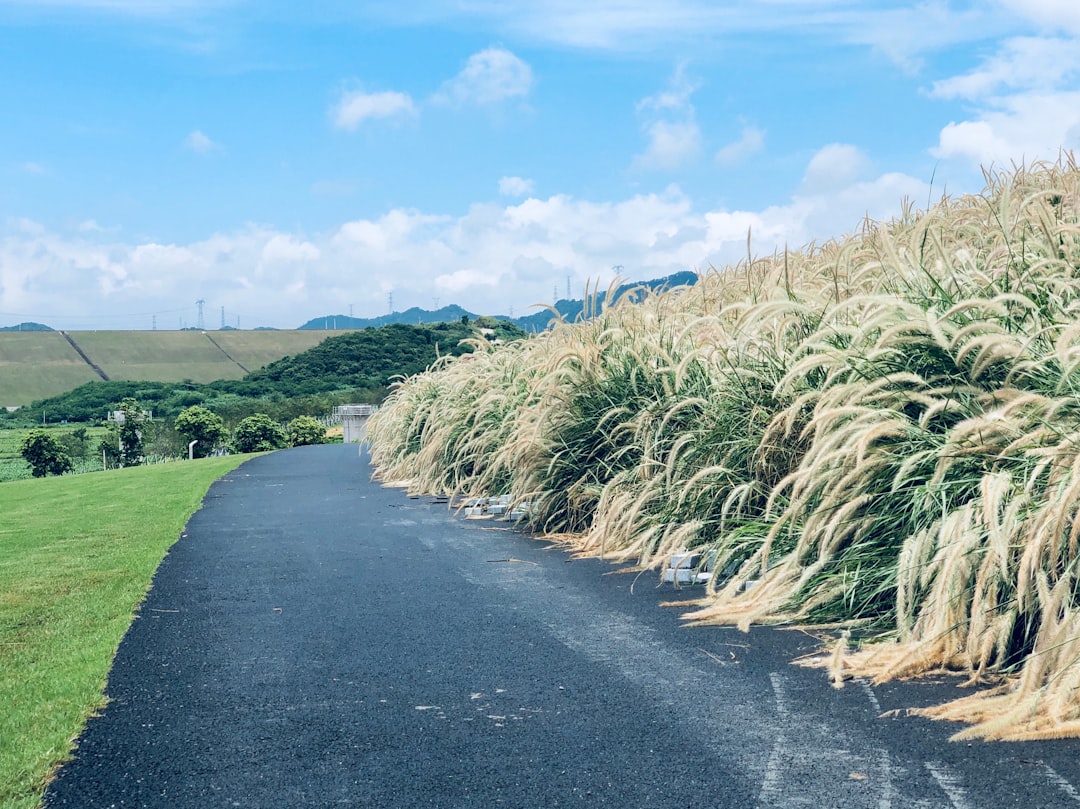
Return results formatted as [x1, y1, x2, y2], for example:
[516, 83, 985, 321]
[116, 396, 145, 466]
[286, 415, 327, 447]
[58, 427, 90, 461]
[174, 405, 226, 458]
[232, 414, 286, 453]
[20, 429, 74, 477]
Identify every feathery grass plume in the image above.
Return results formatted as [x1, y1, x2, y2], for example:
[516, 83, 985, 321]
[368, 156, 1080, 740]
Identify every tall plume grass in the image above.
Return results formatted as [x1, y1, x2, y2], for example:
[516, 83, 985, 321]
[368, 157, 1080, 741]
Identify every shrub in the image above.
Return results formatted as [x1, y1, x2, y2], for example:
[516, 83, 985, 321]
[174, 406, 226, 458]
[286, 415, 326, 447]
[232, 414, 286, 453]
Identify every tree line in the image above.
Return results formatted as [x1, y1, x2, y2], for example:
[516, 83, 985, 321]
[10, 319, 526, 477]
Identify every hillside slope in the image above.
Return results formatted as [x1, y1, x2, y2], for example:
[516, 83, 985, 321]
[0, 330, 345, 408]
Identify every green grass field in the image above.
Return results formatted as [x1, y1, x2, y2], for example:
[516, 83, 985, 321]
[0, 455, 248, 809]
[0, 426, 112, 482]
[0, 330, 349, 409]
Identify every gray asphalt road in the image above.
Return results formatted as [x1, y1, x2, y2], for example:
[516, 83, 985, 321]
[44, 443, 1080, 808]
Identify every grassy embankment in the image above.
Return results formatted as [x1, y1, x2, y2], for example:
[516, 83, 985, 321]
[0, 456, 247, 809]
[367, 159, 1080, 741]
[0, 330, 338, 409]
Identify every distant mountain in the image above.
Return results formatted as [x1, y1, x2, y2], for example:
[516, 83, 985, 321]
[299, 304, 476, 331]
[512, 271, 700, 332]
[298, 271, 699, 332]
[1, 321, 53, 331]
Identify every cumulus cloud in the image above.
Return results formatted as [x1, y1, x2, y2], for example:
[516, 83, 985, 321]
[331, 88, 416, 130]
[433, 47, 534, 106]
[801, 143, 874, 194]
[932, 92, 1080, 165]
[183, 130, 220, 154]
[633, 64, 701, 170]
[435, 268, 500, 294]
[715, 125, 764, 166]
[498, 176, 535, 197]
[635, 120, 701, 170]
[926, 30, 1080, 169]
[0, 151, 931, 329]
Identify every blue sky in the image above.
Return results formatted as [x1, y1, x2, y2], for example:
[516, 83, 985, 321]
[2, 1, 1079, 329]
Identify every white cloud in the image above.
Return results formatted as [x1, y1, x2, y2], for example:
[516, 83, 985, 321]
[0, 147, 933, 329]
[13, 218, 45, 235]
[498, 176, 535, 197]
[922, 25, 1080, 171]
[801, 143, 874, 194]
[929, 37, 1080, 99]
[331, 89, 416, 130]
[637, 61, 698, 113]
[433, 47, 533, 107]
[715, 126, 764, 166]
[261, 233, 319, 265]
[998, 0, 1080, 36]
[435, 268, 500, 294]
[633, 64, 701, 170]
[634, 120, 702, 170]
[20, 161, 46, 175]
[184, 130, 220, 154]
[932, 92, 1080, 165]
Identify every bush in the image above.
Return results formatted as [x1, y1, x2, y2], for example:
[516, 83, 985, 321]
[20, 430, 73, 477]
[286, 416, 326, 447]
[232, 414, 287, 453]
[174, 406, 226, 458]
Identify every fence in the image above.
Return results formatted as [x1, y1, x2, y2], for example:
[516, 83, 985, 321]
[332, 405, 378, 443]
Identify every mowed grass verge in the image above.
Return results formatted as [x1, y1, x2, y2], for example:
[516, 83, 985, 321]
[0, 456, 249, 809]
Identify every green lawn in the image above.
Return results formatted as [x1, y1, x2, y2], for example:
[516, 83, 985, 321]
[0, 455, 248, 808]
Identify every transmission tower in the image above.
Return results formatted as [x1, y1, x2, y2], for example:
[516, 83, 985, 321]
[220, 306, 225, 329]
[196, 299, 205, 330]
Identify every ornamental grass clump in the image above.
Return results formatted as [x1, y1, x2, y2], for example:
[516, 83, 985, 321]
[367, 157, 1080, 741]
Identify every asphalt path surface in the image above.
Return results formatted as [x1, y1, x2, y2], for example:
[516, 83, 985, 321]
[44, 443, 1080, 808]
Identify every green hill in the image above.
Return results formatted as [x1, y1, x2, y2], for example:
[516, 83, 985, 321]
[8, 319, 528, 424]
